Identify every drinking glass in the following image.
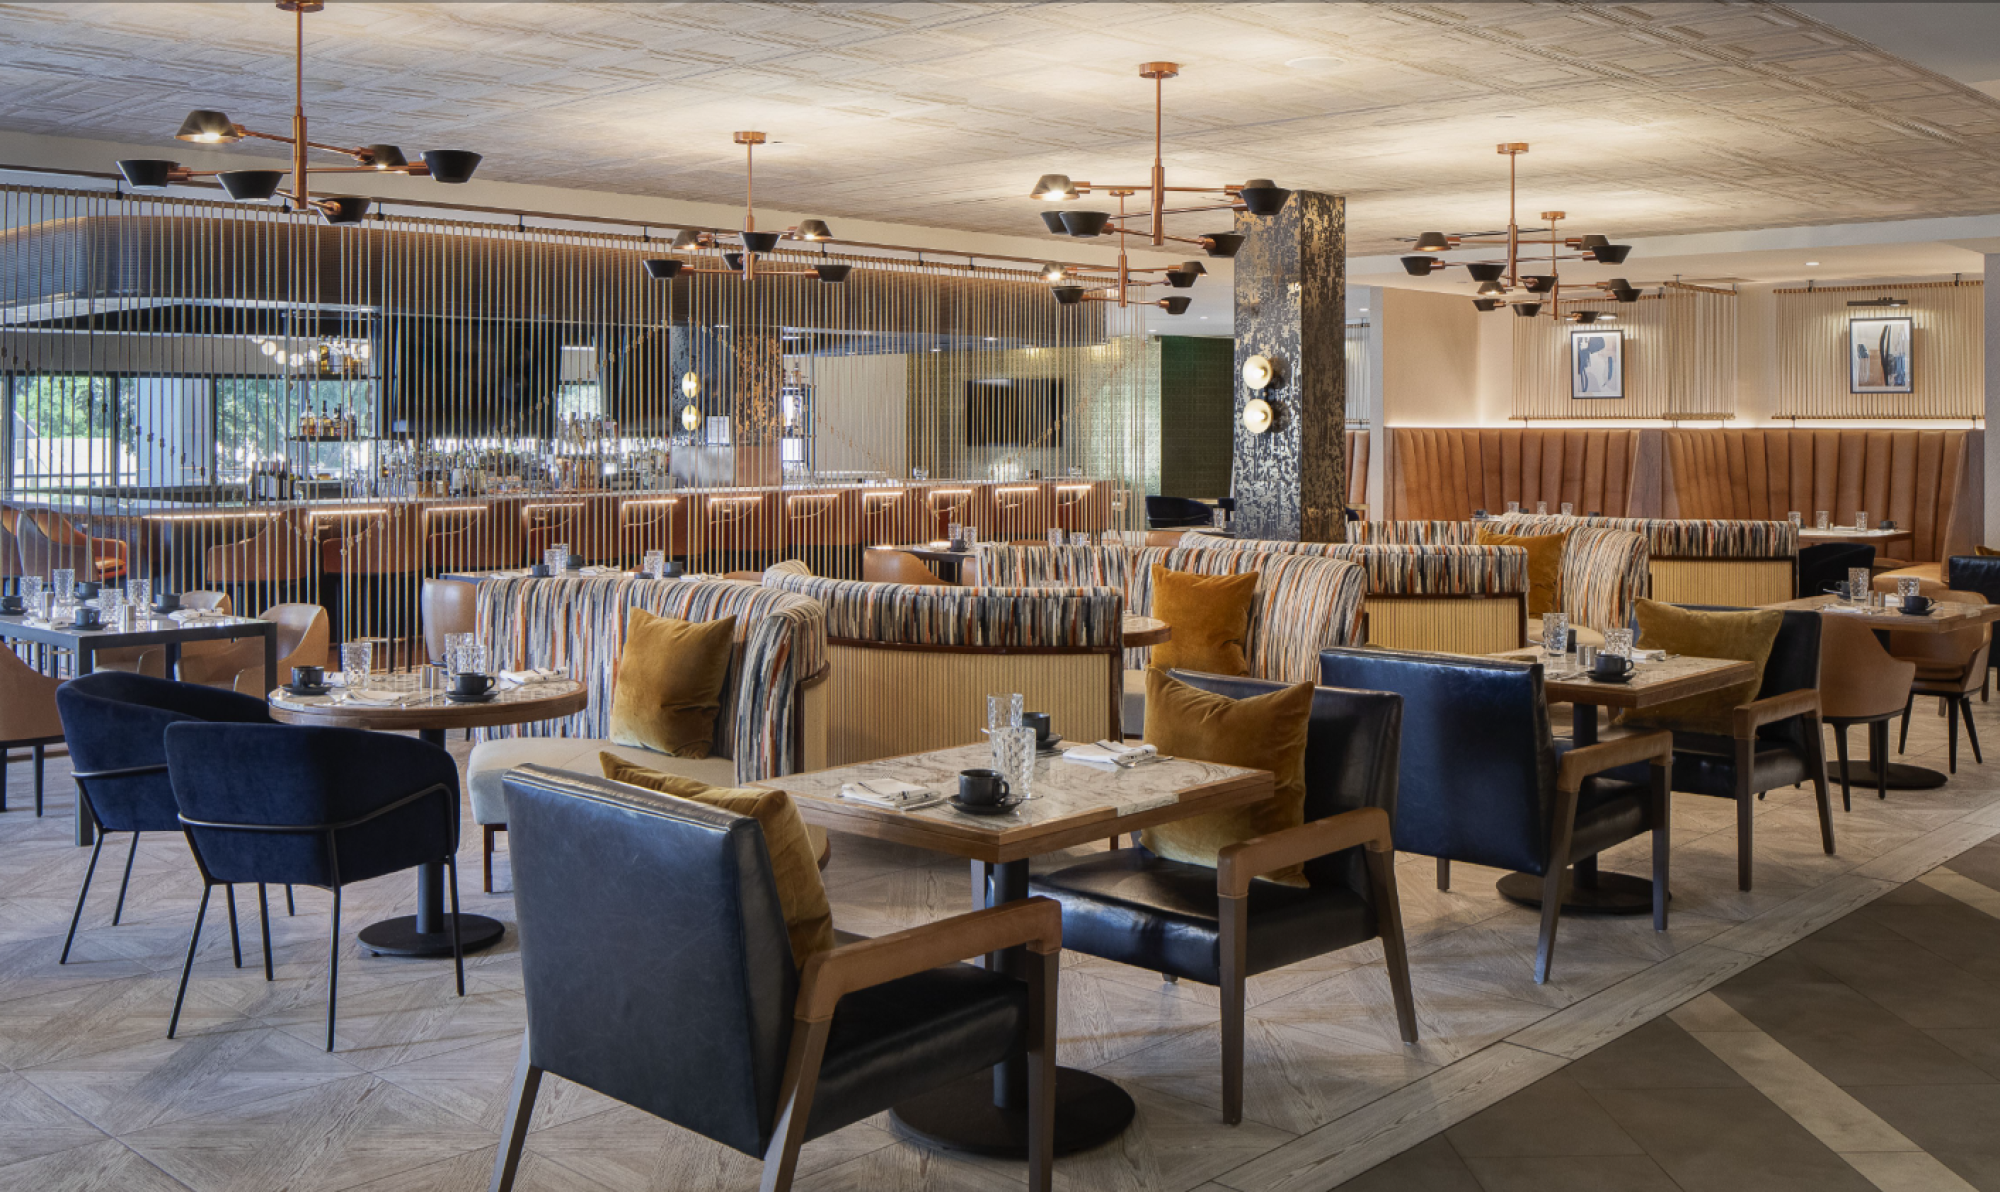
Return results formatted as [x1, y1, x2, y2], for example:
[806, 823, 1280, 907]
[442, 632, 470, 673]
[340, 641, 373, 687]
[1855, 511, 1869, 532]
[1536, 502, 1549, 516]
[642, 549, 666, 578]
[51, 568, 74, 608]
[544, 544, 570, 571]
[21, 576, 42, 617]
[990, 725, 1037, 802]
[98, 589, 122, 625]
[1541, 612, 1569, 657]
[1815, 511, 1830, 530]
[962, 525, 979, 548]
[1898, 577, 1921, 605]
[1212, 507, 1228, 529]
[1070, 531, 1090, 546]
[1849, 568, 1871, 605]
[1047, 527, 1064, 549]
[947, 521, 964, 550]
[912, 466, 928, 482]
[1603, 627, 1634, 659]
[453, 640, 488, 677]
[1787, 511, 1802, 531]
[1560, 502, 1575, 516]
[987, 692, 1023, 732]
[126, 577, 150, 611]
[1506, 501, 1520, 515]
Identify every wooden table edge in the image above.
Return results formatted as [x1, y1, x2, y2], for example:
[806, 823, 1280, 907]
[267, 685, 587, 732]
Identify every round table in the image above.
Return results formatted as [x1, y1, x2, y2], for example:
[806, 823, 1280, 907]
[268, 677, 588, 958]
[1122, 615, 1171, 648]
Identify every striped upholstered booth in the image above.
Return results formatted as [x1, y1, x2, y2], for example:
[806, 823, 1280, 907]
[461, 575, 831, 889]
[1342, 520, 1479, 546]
[1497, 512, 1795, 608]
[763, 571, 1126, 765]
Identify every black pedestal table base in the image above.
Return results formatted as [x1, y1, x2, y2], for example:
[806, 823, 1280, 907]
[891, 1068, 1136, 1158]
[1839, 761, 1948, 791]
[1496, 870, 1662, 916]
[359, 912, 504, 957]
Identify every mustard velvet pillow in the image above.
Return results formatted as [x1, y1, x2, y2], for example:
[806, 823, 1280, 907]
[608, 609, 737, 757]
[600, 753, 836, 964]
[1976, 545, 2000, 557]
[1149, 565, 1256, 676]
[1138, 670, 1314, 886]
[1622, 599, 1783, 736]
[1475, 526, 1570, 618]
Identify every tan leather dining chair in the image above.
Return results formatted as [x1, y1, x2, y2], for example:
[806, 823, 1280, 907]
[1820, 615, 1917, 808]
[421, 578, 480, 666]
[1889, 590, 1990, 774]
[862, 549, 950, 586]
[0, 645, 65, 815]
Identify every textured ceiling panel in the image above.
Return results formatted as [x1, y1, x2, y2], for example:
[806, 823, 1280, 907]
[0, 1, 1997, 251]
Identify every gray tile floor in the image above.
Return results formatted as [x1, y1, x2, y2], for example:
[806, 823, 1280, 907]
[0, 695, 1995, 1192]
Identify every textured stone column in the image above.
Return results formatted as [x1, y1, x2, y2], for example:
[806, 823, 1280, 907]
[1230, 190, 1346, 542]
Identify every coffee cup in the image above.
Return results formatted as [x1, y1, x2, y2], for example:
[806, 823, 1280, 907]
[660, 561, 686, 579]
[291, 665, 325, 689]
[70, 606, 101, 630]
[1903, 595, 1934, 615]
[451, 672, 494, 697]
[958, 768, 1012, 807]
[0, 594, 22, 614]
[528, 563, 553, 578]
[564, 554, 584, 571]
[152, 593, 181, 613]
[73, 581, 100, 600]
[1591, 653, 1633, 681]
[1020, 711, 1053, 746]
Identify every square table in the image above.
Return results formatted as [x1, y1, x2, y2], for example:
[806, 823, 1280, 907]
[1797, 526, 1915, 549]
[0, 611, 279, 846]
[761, 742, 1271, 1157]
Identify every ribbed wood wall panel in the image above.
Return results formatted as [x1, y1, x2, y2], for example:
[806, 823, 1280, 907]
[1365, 597, 1524, 655]
[818, 643, 1118, 765]
[1511, 285, 1736, 421]
[1773, 281, 1983, 420]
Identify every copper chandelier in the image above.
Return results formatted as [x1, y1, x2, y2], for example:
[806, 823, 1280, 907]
[114, 0, 481, 225]
[1029, 62, 1291, 313]
[1400, 144, 1636, 320]
[638, 132, 850, 284]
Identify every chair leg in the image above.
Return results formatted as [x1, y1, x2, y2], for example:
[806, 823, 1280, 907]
[224, 884, 242, 969]
[1875, 721, 1891, 800]
[1366, 848, 1419, 1043]
[1900, 693, 1914, 753]
[1650, 761, 1671, 933]
[59, 835, 105, 964]
[1536, 787, 1581, 985]
[482, 825, 496, 895]
[1436, 857, 1450, 891]
[32, 742, 43, 816]
[1963, 698, 1983, 764]
[286, 885, 296, 916]
[489, 1034, 543, 1192]
[257, 883, 273, 982]
[1025, 947, 1057, 1192]
[446, 856, 466, 997]
[168, 884, 212, 1039]
[1833, 722, 1852, 813]
[1806, 714, 1835, 857]
[111, 831, 140, 925]
[325, 886, 342, 1053]
[1219, 893, 1248, 1125]
[759, 1018, 833, 1192]
[1949, 697, 1961, 774]
[1735, 741, 1756, 892]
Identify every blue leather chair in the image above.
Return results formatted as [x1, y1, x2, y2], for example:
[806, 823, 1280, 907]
[1798, 542, 1875, 599]
[54, 672, 275, 966]
[1029, 672, 1416, 1124]
[1946, 556, 2000, 701]
[1318, 649, 1673, 983]
[491, 765, 1060, 1192]
[1147, 495, 1219, 530]
[162, 722, 465, 1051]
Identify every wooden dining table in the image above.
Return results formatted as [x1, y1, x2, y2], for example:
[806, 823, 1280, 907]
[760, 741, 1271, 1158]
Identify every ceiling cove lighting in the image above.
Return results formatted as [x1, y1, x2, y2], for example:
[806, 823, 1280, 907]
[114, 0, 480, 225]
[1400, 143, 1633, 318]
[1027, 62, 1288, 314]
[636, 132, 848, 283]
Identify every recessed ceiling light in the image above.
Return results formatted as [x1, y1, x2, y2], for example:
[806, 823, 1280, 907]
[1359, 307, 1369, 312]
[1200, 316, 1209, 319]
[1284, 55, 1345, 73]
[1806, 261, 1820, 267]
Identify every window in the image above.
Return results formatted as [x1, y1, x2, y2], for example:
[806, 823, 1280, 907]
[9, 375, 125, 492]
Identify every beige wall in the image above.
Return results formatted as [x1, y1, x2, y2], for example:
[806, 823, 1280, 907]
[1380, 288, 1483, 426]
[792, 352, 908, 476]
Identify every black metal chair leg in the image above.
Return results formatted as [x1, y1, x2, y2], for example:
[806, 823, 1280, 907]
[224, 884, 242, 969]
[1, 748, 9, 812]
[257, 883, 274, 982]
[326, 887, 342, 1052]
[1948, 697, 1961, 774]
[168, 884, 212, 1039]
[111, 832, 140, 925]
[58, 835, 105, 964]
[1833, 722, 1852, 813]
[286, 885, 296, 916]
[1964, 698, 1983, 764]
[446, 856, 466, 997]
[1875, 720, 1891, 799]
[32, 742, 43, 817]
[1900, 694, 1914, 752]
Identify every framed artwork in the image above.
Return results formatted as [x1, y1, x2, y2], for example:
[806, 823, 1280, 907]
[1849, 317, 1912, 394]
[1570, 328, 1624, 400]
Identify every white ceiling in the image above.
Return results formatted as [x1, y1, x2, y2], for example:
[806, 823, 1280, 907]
[2, 1, 2000, 259]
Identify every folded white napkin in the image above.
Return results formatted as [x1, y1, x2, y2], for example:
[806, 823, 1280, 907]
[1062, 741, 1160, 768]
[169, 609, 231, 624]
[344, 688, 426, 706]
[498, 668, 562, 687]
[838, 779, 945, 810]
[1631, 648, 1669, 662]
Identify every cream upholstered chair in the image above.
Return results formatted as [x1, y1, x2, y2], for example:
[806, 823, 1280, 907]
[1820, 615, 1918, 808]
[1890, 590, 1991, 774]
[0, 646, 64, 815]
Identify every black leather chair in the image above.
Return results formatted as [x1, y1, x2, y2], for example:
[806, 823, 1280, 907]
[162, 723, 465, 1051]
[1147, 495, 1218, 530]
[1317, 649, 1673, 984]
[491, 765, 1060, 1192]
[54, 672, 277, 966]
[1028, 672, 1416, 1125]
[1946, 556, 2000, 700]
[1639, 607, 1833, 891]
[1798, 542, 1875, 599]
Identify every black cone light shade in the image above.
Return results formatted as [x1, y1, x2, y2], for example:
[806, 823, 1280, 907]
[1523, 275, 1557, 294]
[1039, 210, 1068, 234]
[1202, 233, 1244, 258]
[1237, 178, 1291, 216]
[796, 219, 832, 241]
[364, 144, 408, 169]
[1592, 244, 1632, 264]
[1400, 256, 1436, 277]
[1052, 286, 1086, 305]
[1030, 173, 1076, 200]
[1060, 210, 1110, 237]
[1159, 296, 1193, 315]
[175, 109, 240, 143]
[740, 231, 780, 253]
[1165, 269, 1199, 288]
[1514, 302, 1543, 317]
[1473, 298, 1502, 311]
[319, 195, 370, 225]
[1178, 260, 1207, 275]
[813, 264, 852, 283]
[116, 159, 178, 189]
[1574, 311, 1600, 325]
[1579, 234, 1609, 249]
[1475, 280, 1505, 296]
[1414, 231, 1451, 252]
[421, 149, 481, 184]
[670, 229, 701, 250]
[1466, 262, 1506, 283]
[724, 252, 744, 271]
[217, 170, 284, 201]
[642, 259, 685, 279]
[1611, 287, 1640, 303]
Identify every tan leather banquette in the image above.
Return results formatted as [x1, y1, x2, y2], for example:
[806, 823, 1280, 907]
[1385, 428, 1656, 521]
